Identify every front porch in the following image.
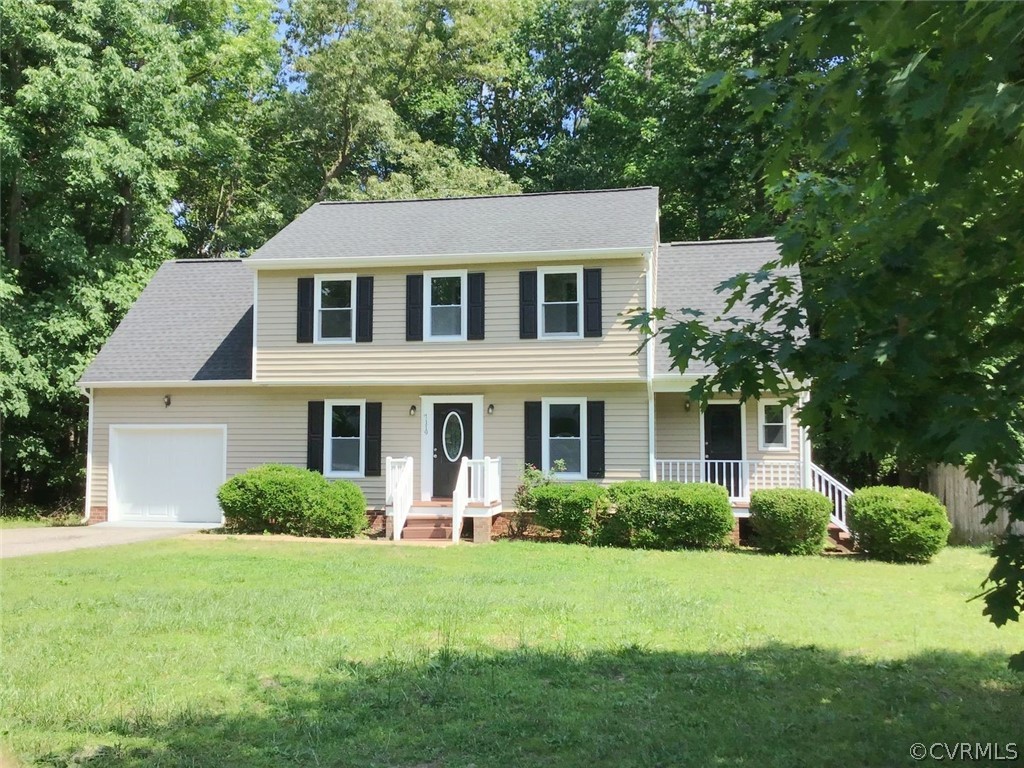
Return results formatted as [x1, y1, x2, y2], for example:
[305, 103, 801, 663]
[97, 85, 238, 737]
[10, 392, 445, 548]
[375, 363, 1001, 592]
[384, 455, 851, 542]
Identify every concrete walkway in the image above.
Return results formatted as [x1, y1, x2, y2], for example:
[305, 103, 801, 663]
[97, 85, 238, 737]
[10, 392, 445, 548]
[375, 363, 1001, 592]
[0, 524, 195, 558]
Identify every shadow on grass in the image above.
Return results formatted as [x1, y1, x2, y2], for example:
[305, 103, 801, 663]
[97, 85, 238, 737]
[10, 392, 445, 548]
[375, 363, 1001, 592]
[42, 644, 1021, 768]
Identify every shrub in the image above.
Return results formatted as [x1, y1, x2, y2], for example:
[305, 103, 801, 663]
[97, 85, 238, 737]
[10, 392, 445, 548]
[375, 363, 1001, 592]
[217, 464, 367, 538]
[533, 482, 608, 544]
[602, 481, 734, 549]
[509, 463, 558, 539]
[302, 481, 368, 538]
[847, 486, 951, 563]
[749, 489, 832, 555]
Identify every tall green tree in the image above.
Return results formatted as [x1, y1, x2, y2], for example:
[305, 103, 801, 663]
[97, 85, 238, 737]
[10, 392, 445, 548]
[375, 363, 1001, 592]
[1, 0, 280, 500]
[632, 1, 1024, 665]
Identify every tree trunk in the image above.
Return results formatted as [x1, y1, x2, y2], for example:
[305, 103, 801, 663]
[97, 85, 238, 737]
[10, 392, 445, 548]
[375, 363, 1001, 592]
[118, 180, 133, 246]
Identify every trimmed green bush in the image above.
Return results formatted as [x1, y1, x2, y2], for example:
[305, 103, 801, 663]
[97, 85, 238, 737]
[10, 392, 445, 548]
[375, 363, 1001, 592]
[602, 481, 734, 549]
[847, 486, 951, 563]
[533, 482, 608, 544]
[217, 464, 367, 538]
[749, 488, 832, 555]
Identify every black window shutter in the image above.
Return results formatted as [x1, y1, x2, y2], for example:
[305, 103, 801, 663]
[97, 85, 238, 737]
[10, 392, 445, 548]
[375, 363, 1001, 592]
[524, 401, 543, 469]
[587, 400, 605, 479]
[519, 270, 537, 339]
[467, 272, 485, 340]
[355, 276, 374, 343]
[297, 278, 314, 343]
[364, 402, 382, 477]
[406, 274, 423, 341]
[583, 268, 602, 338]
[307, 401, 325, 472]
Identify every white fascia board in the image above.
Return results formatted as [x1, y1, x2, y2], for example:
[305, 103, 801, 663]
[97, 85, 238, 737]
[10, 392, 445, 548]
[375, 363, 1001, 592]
[243, 247, 650, 272]
[83, 376, 649, 389]
[651, 373, 811, 395]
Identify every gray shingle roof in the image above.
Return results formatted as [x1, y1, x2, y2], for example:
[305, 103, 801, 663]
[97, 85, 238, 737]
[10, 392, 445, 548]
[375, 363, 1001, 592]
[80, 260, 252, 383]
[250, 187, 659, 261]
[654, 238, 799, 375]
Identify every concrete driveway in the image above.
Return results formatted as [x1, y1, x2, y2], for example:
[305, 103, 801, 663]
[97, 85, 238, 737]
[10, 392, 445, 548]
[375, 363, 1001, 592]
[0, 524, 198, 558]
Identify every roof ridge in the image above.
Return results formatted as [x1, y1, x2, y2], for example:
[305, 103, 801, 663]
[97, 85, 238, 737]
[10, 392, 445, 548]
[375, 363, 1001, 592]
[315, 187, 658, 207]
[661, 237, 776, 247]
[172, 258, 246, 264]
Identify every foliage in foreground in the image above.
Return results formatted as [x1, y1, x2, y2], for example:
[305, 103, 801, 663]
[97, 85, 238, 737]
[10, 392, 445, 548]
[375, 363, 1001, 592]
[217, 464, 367, 538]
[629, 0, 1024, 666]
[749, 488, 832, 555]
[847, 486, 951, 564]
[532, 482, 608, 545]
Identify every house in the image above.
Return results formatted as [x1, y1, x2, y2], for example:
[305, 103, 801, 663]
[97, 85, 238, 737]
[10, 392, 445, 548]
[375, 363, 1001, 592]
[79, 187, 851, 540]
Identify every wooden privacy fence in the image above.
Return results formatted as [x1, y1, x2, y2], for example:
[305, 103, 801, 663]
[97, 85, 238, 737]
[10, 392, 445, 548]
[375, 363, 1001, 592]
[926, 464, 1024, 544]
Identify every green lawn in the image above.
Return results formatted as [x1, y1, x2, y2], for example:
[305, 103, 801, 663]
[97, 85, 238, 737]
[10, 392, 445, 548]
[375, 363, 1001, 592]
[0, 517, 55, 529]
[1, 540, 1021, 767]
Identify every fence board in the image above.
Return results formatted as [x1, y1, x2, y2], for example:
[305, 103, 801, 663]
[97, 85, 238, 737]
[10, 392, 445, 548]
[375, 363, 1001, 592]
[926, 464, 1024, 544]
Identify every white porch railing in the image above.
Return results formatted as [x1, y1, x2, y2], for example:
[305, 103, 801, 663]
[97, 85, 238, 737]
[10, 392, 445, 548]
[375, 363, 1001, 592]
[466, 456, 502, 505]
[810, 463, 852, 531]
[655, 459, 803, 499]
[654, 458, 852, 531]
[451, 456, 503, 543]
[385, 456, 414, 541]
[451, 457, 470, 543]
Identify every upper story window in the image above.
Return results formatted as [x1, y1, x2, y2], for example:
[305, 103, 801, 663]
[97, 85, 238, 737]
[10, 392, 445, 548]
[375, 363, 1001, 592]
[542, 397, 588, 479]
[315, 274, 356, 343]
[424, 270, 467, 341]
[324, 399, 365, 477]
[759, 401, 791, 450]
[538, 266, 583, 338]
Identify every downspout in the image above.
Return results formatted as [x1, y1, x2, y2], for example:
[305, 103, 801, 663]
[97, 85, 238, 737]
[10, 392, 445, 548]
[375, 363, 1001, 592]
[83, 387, 94, 521]
[646, 247, 656, 481]
[799, 390, 812, 488]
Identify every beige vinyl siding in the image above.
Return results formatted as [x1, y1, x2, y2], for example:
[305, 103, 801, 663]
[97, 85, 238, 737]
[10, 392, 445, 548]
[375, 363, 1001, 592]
[254, 259, 647, 382]
[90, 384, 649, 511]
[654, 394, 802, 463]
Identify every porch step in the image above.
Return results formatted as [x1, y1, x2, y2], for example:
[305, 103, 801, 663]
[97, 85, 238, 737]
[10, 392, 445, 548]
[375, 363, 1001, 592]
[828, 523, 855, 552]
[402, 516, 454, 540]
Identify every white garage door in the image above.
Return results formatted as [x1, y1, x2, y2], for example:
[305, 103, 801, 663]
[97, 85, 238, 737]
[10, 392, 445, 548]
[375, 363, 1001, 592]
[109, 426, 226, 523]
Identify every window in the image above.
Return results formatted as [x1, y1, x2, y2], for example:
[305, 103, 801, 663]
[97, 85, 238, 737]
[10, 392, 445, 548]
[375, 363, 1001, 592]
[538, 267, 583, 338]
[759, 402, 790, 450]
[424, 271, 467, 340]
[315, 275, 356, 343]
[542, 397, 587, 478]
[324, 400, 365, 476]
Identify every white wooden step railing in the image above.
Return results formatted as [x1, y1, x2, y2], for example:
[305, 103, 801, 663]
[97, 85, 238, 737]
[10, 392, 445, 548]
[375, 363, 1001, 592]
[451, 456, 502, 543]
[655, 459, 803, 500]
[385, 456, 414, 541]
[654, 458, 851, 530]
[809, 462, 852, 531]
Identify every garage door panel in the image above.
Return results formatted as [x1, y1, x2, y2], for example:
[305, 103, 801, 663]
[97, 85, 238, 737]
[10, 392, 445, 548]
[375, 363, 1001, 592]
[110, 427, 225, 524]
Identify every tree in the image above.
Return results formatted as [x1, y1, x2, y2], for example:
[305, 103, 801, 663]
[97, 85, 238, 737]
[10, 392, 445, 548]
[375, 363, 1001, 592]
[631, 1, 1024, 666]
[0, 0, 281, 501]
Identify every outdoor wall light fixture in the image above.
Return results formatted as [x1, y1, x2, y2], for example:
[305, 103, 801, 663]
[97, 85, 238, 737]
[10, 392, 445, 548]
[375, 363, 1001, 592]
[409, 405, 417, 416]
[684, 399, 691, 412]
[487, 404, 495, 415]
[163, 394, 172, 408]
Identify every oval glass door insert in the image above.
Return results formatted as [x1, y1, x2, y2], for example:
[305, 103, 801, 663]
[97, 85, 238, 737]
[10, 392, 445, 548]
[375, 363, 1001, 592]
[442, 411, 464, 461]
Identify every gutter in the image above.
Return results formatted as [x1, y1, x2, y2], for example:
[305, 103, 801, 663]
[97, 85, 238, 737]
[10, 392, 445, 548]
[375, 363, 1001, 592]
[244, 246, 648, 271]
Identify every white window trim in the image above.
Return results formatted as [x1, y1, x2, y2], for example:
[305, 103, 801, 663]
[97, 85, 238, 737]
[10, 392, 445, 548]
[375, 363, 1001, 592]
[758, 399, 791, 451]
[541, 396, 588, 480]
[323, 399, 366, 478]
[423, 269, 468, 342]
[314, 273, 357, 344]
[537, 265, 584, 340]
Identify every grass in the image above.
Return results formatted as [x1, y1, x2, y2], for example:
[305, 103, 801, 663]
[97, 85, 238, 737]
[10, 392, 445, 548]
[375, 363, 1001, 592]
[1, 539, 1021, 767]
